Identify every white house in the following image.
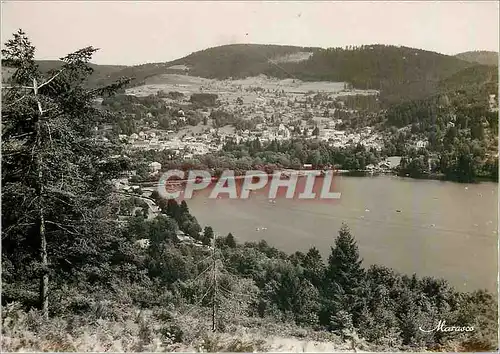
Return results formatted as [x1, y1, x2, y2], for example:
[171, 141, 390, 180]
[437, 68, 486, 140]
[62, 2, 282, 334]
[378, 161, 391, 170]
[148, 161, 162, 174]
[416, 140, 428, 148]
[386, 156, 402, 168]
[135, 239, 150, 249]
[489, 94, 498, 111]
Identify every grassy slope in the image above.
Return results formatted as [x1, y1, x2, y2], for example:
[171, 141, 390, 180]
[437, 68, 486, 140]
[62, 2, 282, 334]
[2, 303, 367, 353]
[455, 51, 499, 66]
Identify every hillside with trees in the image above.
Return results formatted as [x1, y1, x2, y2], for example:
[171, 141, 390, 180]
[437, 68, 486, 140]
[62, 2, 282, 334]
[168, 44, 321, 79]
[438, 64, 498, 95]
[5, 43, 492, 105]
[1, 59, 127, 86]
[266, 46, 472, 97]
[115, 44, 475, 103]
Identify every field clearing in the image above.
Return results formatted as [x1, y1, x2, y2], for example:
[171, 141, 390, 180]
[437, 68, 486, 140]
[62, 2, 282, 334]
[167, 64, 189, 70]
[271, 51, 314, 63]
[171, 123, 235, 139]
[126, 74, 379, 99]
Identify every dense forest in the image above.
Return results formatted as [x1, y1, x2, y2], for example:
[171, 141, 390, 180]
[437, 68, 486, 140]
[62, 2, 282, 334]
[438, 65, 498, 99]
[169, 44, 321, 80]
[383, 80, 498, 182]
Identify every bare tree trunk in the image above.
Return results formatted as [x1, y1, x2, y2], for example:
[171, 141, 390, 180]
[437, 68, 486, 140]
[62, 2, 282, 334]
[36, 125, 48, 319]
[34, 78, 49, 319]
[212, 236, 217, 332]
[38, 177, 48, 320]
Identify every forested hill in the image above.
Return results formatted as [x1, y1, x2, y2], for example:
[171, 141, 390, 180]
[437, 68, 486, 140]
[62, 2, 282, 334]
[95, 44, 478, 103]
[168, 43, 321, 79]
[455, 50, 499, 66]
[265, 45, 471, 86]
[3, 44, 493, 103]
[438, 64, 498, 96]
[1, 59, 127, 84]
[83, 44, 321, 88]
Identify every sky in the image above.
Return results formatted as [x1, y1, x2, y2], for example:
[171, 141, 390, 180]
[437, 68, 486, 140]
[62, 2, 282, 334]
[2, 1, 499, 66]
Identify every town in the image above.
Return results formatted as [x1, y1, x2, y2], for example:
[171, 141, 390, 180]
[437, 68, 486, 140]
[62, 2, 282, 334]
[98, 73, 440, 174]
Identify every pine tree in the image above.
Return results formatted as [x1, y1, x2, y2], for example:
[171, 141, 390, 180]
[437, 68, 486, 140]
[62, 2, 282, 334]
[179, 233, 258, 332]
[180, 200, 190, 214]
[324, 223, 366, 329]
[225, 233, 237, 248]
[202, 226, 214, 246]
[2, 30, 129, 318]
[302, 247, 325, 289]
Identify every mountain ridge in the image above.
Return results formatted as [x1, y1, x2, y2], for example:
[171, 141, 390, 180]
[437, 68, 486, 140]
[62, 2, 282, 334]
[96, 43, 476, 101]
[3, 43, 497, 103]
[454, 50, 499, 66]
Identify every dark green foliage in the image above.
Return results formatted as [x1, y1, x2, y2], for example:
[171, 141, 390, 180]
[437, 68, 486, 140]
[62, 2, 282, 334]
[302, 247, 325, 289]
[384, 86, 497, 182]
[172, 44, 320, 80]
[323, 224, 366, 329]
[190, 93, 218, 107]
[399, 156, 428, 178]
[2, 30, 130, 315]
[224, 233, 237, 248]
[439, 64, 498, 93]
[201, 226, 214, 246]
[162, 199, 202, 239]
[210, 109, 257, 130]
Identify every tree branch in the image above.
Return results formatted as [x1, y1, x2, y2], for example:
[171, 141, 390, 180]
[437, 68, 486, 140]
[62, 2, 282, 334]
[37, 70, 63, 90]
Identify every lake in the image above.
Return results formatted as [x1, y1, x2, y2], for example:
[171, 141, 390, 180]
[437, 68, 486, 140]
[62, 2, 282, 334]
[187, 175, 498, 292]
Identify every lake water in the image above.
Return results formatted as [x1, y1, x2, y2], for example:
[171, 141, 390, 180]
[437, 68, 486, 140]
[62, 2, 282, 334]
[187, 175, 498, 292]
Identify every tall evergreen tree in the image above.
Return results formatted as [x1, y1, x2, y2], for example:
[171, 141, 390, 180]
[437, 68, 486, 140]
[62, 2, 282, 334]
[202, 226, 214, 246]
[225, 233, 237, 248]
[302, 246, 325, 289]
[2, 30, 129, 317]
[323, 224, 366, 329]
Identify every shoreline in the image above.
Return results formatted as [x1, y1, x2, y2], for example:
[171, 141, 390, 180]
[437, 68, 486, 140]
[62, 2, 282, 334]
[141, 167, 498, 186]
[335, 170, 498, 184]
